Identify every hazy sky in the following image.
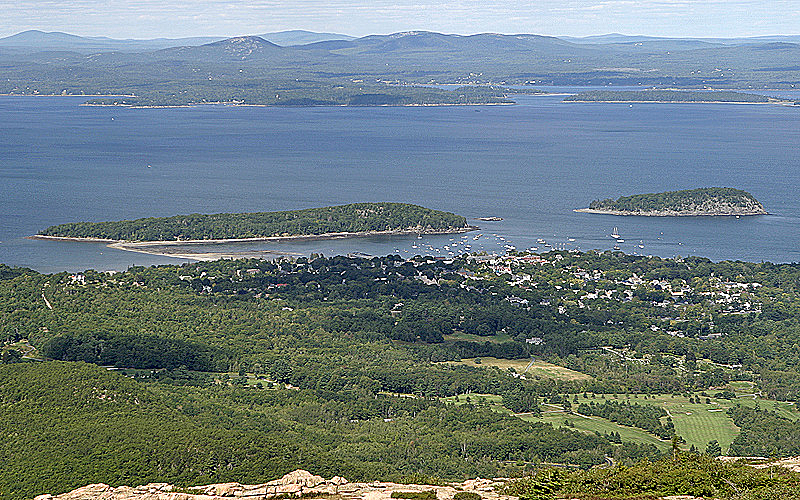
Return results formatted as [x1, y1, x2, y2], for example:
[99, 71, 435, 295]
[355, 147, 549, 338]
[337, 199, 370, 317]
[2, 0, 799, 39]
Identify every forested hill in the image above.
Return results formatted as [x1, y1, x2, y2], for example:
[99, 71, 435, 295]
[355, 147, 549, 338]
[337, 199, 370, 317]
[584, 187, 768, 216]
[563, 90, 780, 103]
[39, 203, 472, 241]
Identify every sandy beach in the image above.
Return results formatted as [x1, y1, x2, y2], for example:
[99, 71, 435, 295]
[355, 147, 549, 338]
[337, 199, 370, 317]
[28, 226, 477, 261]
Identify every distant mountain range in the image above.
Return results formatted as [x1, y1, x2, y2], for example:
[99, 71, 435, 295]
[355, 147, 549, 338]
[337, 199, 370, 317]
[0, 29, 355, 52]
[0, 29, 798, 106]
[2, 29, 798, 54]
[564, 33, 800, 45]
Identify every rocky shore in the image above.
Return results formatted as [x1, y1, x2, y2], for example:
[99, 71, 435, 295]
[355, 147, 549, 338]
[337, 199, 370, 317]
[574, 207, 768, 216]
[577, 188, 768, 217]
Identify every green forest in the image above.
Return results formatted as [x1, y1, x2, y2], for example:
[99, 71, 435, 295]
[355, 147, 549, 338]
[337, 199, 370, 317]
[4, 249, 800, 498]
[588, 187, 766, 214]
[39, 203, 471, 241]
[504, 453, 800, 499]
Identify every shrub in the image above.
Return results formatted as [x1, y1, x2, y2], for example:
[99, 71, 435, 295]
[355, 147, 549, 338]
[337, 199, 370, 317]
[453, 492, 481, 500]
[391, 491, 437, 500]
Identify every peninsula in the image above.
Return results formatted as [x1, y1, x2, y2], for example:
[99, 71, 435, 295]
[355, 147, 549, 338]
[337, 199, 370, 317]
[576, 187, 768, 216]
[34, 203, 475, 258]
[563, 90, 787, 104]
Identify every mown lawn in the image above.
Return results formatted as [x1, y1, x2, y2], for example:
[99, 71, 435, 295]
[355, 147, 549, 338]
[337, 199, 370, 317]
[445, 357, 592, 381]
[520, 404, 671, 451]
[586, 394, 738, 452]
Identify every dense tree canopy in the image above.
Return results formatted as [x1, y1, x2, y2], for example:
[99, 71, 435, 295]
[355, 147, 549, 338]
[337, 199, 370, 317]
[40, 203, 470, 241]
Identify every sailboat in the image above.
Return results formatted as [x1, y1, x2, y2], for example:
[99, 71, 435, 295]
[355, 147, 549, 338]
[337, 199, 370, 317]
[611, 227, 620, 239]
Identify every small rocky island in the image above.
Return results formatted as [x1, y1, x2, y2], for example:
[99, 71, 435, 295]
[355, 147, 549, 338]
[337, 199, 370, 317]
[576, 187, 768, 216]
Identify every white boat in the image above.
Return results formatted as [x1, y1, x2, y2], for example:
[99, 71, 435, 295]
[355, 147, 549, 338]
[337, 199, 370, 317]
[568, 238, 576, 242]
[617, 239, 624, 243]
[613, 245, 621, 250]
[611, 227, 620, 239]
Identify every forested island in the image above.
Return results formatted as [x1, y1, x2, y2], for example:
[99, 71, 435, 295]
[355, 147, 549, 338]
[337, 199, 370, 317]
[563, 90, 786, 103]
[37, 203, 473, 242]
[577, 187, 768, 216]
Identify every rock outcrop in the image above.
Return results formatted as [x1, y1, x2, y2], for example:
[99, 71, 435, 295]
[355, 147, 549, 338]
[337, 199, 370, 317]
[35, 470, 508, 500]
[35, 468, 744, 500]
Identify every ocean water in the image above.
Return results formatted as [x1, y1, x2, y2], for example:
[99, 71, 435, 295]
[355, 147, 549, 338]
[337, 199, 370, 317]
[1, 93, 799, 273]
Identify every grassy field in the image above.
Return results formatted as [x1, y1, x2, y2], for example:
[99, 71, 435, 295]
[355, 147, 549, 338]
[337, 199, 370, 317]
[520, 404, 671, 451]
[440, 393, 510, 414]
[735, 396, 799, 421]
[114, 368, 278, 389]
[445, 357, 592, 381]
[520, 392, 800, 454]
[579, 393, 739, 453]
[443, 332, 512, 343]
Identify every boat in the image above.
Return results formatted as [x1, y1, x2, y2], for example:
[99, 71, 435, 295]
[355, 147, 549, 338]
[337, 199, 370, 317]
[617, 239, 624, 243]
[613, 245, 621, 250]
[348, 252, 373, 259]
[568, 238, 576, 242]
[638, 241, 645, 249]
[476, 216, 503, 221]
[611, 227, 620, 239]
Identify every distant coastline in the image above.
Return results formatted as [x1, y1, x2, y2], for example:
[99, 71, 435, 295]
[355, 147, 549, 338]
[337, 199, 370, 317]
[562, 89, 790, 106]
[80, 101, 517, 109]
[564, 100, 787, 105]
[0, 93, 136, 98]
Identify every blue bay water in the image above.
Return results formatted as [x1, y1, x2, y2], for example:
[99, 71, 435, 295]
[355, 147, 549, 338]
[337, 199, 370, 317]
[1, 93, 799, 273]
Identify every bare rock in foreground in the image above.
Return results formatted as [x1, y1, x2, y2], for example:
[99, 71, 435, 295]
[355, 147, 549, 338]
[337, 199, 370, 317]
[37, 471, 509, 500]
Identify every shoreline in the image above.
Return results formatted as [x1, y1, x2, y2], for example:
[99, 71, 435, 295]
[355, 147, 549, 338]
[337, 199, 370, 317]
[574, 208, 769, 217]
[28, 226, 478, 261]
[106, 245, 303, 262]
[80, 101, 516, 109]
[0, 93, 136, 98]
[563, 100, 787, 105]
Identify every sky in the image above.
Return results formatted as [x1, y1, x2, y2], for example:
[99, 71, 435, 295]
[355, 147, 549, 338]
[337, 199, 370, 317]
[1, 0, 799, 39]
